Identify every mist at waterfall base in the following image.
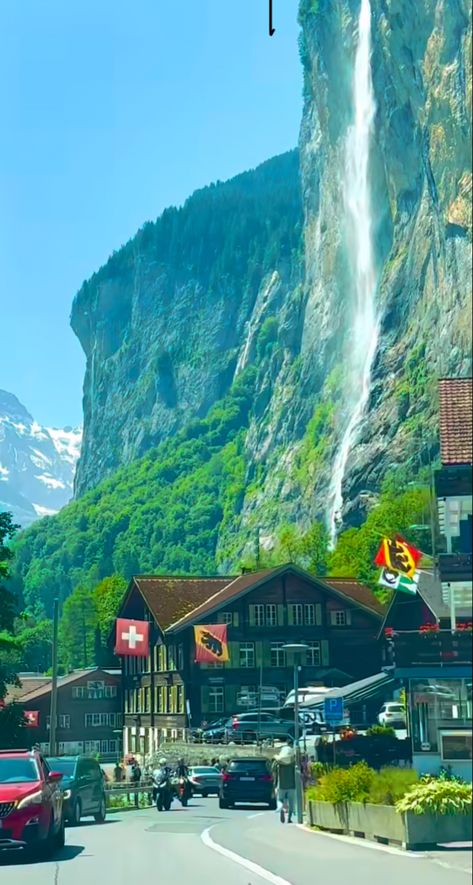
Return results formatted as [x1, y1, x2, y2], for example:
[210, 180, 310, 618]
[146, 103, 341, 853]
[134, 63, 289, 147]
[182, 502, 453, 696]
[327, 0, 379, 550]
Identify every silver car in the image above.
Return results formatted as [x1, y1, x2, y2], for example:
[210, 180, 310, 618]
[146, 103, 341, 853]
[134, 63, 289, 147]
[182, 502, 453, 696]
[188, 766, 222, 797]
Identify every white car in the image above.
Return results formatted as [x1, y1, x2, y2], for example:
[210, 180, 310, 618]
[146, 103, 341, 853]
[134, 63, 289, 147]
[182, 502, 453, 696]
[378, 702, 406, 727]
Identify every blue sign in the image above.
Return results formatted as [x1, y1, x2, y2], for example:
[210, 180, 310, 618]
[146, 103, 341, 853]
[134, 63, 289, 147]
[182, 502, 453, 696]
[324, 696, 344, 724]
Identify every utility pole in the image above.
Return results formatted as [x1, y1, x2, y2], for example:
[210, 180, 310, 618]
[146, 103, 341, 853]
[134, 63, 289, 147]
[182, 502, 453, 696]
[49, 598, 59, 756]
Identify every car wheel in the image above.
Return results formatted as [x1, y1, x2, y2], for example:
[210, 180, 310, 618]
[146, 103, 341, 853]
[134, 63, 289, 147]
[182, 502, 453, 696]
[55, 816, 66, 849]
[219, 798, 228, 809]
[71, 799, 82, 826]
[94, 796, 107, 823]
[201, 790, 208, 798]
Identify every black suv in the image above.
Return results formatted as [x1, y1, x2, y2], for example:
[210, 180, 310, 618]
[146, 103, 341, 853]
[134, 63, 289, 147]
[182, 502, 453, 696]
[224, 712, 294, 743]
[219, 758, 276, 809]
[47, 756, 106, 825]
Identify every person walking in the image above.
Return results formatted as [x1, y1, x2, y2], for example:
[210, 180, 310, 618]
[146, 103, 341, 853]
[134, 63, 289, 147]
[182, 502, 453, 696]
[274, 740, 296, 824]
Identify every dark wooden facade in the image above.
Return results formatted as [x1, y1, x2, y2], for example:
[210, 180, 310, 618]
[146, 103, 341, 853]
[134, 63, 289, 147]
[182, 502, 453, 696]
[119, 567, 383, 756]
[15, 668, 122, 759]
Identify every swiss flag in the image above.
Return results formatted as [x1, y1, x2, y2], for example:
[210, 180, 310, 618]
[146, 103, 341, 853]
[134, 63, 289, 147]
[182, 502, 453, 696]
[24, 711, 40, 728]
[115, 618, 150, 658]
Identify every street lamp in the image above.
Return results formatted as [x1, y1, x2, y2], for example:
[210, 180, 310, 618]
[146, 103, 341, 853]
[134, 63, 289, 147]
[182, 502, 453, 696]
[282, 642, 308, 824]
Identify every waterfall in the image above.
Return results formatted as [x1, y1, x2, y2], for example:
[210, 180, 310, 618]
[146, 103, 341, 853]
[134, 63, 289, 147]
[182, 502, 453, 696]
[327, 0, 378, 550]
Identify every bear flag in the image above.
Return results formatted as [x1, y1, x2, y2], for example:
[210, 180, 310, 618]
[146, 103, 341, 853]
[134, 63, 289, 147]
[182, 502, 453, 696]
[194, 624, 230, 664]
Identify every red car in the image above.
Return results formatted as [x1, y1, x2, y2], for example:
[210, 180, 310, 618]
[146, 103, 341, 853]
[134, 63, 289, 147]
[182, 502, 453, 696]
[0, 748, 65, 857]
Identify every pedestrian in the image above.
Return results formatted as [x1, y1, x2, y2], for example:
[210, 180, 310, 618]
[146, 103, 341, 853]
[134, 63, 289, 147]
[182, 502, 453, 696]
[131, 760, 142, 785]
[114, 762, 123, 782]
[274, 739, 296, 824]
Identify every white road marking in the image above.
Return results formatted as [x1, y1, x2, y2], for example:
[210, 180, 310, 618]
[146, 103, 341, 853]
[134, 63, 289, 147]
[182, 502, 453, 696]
[201, 825, 294, 885]
[247, 812, 266, 819]
[297, 825, 426, 858]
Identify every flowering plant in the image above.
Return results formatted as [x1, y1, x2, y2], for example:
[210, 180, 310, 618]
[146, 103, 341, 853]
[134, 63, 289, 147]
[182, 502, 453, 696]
[419, 623, 440, 633]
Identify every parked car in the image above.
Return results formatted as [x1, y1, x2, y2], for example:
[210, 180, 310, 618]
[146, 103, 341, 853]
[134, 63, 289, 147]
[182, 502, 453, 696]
[191, 718, 227, 743]
[47, 756, 106, 825]
[219, 757, 276, 809]
[0, 748, 65, 857]
[188, 766, 222, 797]
[378, 702, 406, 727]
[225, 712, 295, 743]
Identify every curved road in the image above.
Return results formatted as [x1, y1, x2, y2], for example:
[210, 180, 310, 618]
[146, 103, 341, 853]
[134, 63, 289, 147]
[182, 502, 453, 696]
[1, 799, 471, 884]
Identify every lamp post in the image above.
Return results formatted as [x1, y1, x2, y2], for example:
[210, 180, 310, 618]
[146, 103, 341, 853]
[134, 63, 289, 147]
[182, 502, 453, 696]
[282, 643, 308, 824]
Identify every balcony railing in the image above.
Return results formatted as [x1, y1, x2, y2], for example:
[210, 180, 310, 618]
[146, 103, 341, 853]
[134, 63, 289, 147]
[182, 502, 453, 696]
[385, 629, 472, 668]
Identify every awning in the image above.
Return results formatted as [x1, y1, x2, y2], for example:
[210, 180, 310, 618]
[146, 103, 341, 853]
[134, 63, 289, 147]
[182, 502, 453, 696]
[298, 672, 395, 710]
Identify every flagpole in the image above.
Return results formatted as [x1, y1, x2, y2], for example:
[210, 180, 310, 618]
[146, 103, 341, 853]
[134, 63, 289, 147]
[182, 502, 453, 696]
[49, 598, 59, 757]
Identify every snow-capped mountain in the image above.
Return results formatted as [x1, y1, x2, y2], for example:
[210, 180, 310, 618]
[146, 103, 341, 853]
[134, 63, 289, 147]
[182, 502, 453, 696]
[0, 389, 82, 527]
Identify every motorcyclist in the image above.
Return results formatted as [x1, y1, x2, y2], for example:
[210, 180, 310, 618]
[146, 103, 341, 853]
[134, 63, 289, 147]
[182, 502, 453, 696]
[152, 758, 173, 810]
[153, 757, 171, 783]
[175, 757, 189, 778]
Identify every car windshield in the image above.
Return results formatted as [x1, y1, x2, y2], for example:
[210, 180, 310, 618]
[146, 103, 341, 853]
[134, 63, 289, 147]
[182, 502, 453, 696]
[388, 705, 404, 712]
[47, 758, 77, 776]
[0, 758, 39, 784]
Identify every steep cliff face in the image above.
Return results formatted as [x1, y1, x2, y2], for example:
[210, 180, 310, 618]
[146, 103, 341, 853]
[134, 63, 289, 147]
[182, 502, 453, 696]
[295, 0, 472, 524]
[72, 151, 303, 496]
[16, 0, 471, 614]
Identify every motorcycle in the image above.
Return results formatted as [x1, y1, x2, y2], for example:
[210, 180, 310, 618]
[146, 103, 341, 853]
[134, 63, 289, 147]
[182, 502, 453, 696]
[175, 775, 191, 807]
[152, 772, 173, 812]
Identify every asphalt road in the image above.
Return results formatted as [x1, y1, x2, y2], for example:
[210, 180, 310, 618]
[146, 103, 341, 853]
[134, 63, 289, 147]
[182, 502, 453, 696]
[1, 798, 471, 885]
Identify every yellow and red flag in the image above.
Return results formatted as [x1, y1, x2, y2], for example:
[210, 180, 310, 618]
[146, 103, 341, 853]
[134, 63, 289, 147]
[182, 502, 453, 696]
[374, 535, 422, 580]
[194, 624, 229, 664]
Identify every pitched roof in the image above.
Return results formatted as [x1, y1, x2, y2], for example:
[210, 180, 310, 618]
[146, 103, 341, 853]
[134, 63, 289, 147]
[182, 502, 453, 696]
[166, 565, 385, 632]
[5, 676, 52, 703]
[132, 575, 234, 631]
[439, 378, 472, 465]
[320, 577, 386, 615]
[11, 668, 119, 704]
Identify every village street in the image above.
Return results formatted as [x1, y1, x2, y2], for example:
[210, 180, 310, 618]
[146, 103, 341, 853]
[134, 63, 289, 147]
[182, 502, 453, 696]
[1, 800, 471, 885]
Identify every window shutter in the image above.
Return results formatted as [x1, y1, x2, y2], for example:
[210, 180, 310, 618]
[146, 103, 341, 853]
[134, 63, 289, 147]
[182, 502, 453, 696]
[316, 604, 322, 626]
[287, 605, 294, 626]
[228, 641, 239, 668]
[172, 686, 178, 713]
[330, 611, 337, 626]
[263, 642, 272, 668]
[201, 687, 209, 714]
[321, 640, 330, 666]
[255, 641, 263, 668]
[233, 612, 239, 628]
[277, 604, 285, 627]
[249, 605, 256, 627]
[346, 610, 352, 626]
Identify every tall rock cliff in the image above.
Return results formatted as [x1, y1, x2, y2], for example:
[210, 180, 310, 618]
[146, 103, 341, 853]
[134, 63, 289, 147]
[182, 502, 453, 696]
[12, 0, 471, 614]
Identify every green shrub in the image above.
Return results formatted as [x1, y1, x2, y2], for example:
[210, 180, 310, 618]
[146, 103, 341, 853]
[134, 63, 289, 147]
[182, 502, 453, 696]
[368, 768, 418, 806]
[307, 762, 374, 804]
[396, 779, 472, 816]
[366, 725, 397, 738]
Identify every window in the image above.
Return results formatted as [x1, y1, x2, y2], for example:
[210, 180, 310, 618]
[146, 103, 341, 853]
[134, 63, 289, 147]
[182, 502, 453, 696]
[46, 715, 71, 729]
[177, 685, 184, 714]
[291, 604, 303, 626]
[306, 641, 321, 666]
[84, 713, 118, 728]
[84, 741, 101, 754]
[330, 610, 351, 626]
[410, 678, 472, 754]
[239, 642, 255, 668]
[177, 645, 184, 670]
[266, 604, 277, 626]
[270, 642, 286, 668]
[87, 680, 105, 698]
[220, 612, 233, 625]
[167, 645, 177, 671]
[209, 687, 224, 713]
[105, 684, 117, 698]
[158, 645, 167, 671]
[441, 730, 472, 761]
[144, 687, 150, 712]
[254, 604, 265, 627]
[304, 604, 316, 625]
[167, 686, 174, 714]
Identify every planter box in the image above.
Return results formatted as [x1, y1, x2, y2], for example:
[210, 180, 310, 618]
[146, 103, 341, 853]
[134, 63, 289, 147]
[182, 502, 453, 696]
[308, 800, 472, 850]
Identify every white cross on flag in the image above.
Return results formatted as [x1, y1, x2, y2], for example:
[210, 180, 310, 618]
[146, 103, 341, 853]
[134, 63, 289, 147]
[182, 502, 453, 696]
[115, 618, 150, 658]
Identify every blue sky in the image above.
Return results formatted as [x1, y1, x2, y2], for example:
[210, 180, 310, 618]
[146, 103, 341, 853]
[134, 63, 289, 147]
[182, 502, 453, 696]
[0, 0, 302, 427]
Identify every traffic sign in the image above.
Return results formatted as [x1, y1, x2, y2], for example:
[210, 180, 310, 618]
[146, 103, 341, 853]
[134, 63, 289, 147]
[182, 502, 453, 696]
[324, 696, 344, 725]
